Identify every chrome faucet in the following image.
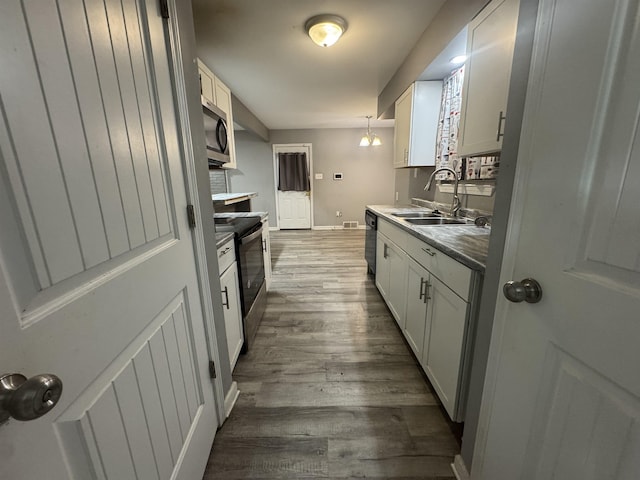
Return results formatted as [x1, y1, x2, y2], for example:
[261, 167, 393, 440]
[424, 167, 461, 217]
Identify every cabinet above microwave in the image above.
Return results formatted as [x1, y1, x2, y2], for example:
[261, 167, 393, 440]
[198, 58, 237, 169]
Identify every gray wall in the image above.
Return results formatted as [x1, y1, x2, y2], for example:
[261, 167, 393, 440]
[227, 131, 277, 217]
[229, 128, 396, 227]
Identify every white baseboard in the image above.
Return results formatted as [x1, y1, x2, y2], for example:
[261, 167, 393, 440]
[451, 454, 470, 480]
[223, 381, 239, 420]
[312, 225, 367, 230]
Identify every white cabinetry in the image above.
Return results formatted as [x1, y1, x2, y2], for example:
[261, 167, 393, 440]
[421, 274, 468, 420]
[197, 59, 215, 105]
[374, 217, 479, 421]
[375, 220, 408, 328]
[457, 0, 520, 156]
[405, 257, 430, 357]
[393, 81, 443, 168]
[261, 217, 272, 290]
[213, 76, 237, 170]
[197, 58, 237, 169]
[217, 238, 243, 371]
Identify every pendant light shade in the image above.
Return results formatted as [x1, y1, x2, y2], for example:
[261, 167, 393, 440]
[359, 115, 382, 147]
[305, 15, 348, 48]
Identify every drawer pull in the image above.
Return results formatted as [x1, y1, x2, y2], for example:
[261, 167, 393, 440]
[219, 247, 231, 257]
[383, 243, 389, 259]
[421, 247, 436, 257]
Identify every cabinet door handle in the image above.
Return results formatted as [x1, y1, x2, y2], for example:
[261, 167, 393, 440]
[425, 281, 432, 303]
[496, 110, 506, 141]
[221, 286, 229, 309]
[383, 243, 389, 259]
[199, 73, 202, 95]
[419, 277, 427, 300]
[219, 247, 231, 258]
[421, 247, 436, 257]
[262, 238, 267, 252]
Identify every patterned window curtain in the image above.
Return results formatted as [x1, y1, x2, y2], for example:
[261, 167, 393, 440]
[435, 66, 465, 180]
[278, 152, 310, 191]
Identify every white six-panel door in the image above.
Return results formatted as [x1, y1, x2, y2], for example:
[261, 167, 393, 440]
[474, 0, 640, 478]
[0, 0, 217, 478]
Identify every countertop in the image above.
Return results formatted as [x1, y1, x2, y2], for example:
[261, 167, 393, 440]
[366, 205, 490, 272]
[212, 192, 257, 205]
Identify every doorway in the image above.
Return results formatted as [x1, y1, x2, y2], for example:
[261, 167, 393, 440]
[273, 144, 313, 229]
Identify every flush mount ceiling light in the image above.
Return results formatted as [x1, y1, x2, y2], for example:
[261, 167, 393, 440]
[360, 116, 382, 147]
[450, 55, 467, 65]
[305, 14, 348, 48]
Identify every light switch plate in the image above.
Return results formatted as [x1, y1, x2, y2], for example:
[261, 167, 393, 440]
[315, 173, 323, 180]
[333, 173, 343, 180]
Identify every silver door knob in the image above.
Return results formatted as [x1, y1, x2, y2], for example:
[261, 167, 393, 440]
[0, 373, 63, 423]
[503, 278, 542, 303]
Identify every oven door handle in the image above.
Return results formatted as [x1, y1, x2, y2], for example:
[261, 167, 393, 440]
[240, 227, 263, 245]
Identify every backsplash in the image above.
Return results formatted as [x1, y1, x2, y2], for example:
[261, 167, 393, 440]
[209, 169, 227, 194]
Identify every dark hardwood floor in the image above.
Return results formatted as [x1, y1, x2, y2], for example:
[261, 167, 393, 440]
[204, 229, 458, 479]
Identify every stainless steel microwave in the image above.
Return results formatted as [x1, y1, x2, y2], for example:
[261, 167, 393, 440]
[202, 96, 230, 167]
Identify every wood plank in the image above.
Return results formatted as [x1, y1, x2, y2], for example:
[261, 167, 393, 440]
[217, 406, 412, 440]
[256, 381, 436, 408]
[328, 437, 454, 478]
[205, 437, 328, 479]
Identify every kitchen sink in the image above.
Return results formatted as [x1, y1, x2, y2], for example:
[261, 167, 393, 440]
[392, 212, 442, 218]
[404, 217, 467, 225]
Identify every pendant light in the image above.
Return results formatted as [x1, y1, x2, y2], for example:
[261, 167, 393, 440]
[359, 115, 382, 147]
[305, 15, 348, 48]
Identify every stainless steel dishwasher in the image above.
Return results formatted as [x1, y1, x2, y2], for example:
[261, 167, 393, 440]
[364, 210, 377, 274]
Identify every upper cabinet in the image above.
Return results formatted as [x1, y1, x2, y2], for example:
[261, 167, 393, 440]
[198, 59, 215, 105]
[197, 59, 237, 169]
[457, 0, 520, 156]
[213, 77, 237, 170]
[393, 81, 443, 168]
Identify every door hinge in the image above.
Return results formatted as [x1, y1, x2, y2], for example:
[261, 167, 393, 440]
[159, 0, 169, 19]
[187, 204, 196, 229]
[209, 360, 217, 379]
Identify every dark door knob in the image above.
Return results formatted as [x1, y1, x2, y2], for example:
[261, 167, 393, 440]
[503, 278, 543, 303]
[0, 373, 63, 423]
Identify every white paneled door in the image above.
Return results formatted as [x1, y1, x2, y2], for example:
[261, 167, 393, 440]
[474, 0, 640, 478]
[0, 0, 217, 479]
[274, 144, 312, 229]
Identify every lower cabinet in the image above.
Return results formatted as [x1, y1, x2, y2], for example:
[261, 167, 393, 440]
[405, 258, 430, 358]
[375, 232, 407, 329]
[421, 275, 468, 420]
[375, 218, 479, 422]
[217, 238, 243, 371]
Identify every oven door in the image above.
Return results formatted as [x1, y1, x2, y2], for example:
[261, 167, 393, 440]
[238, 224, 265, 315]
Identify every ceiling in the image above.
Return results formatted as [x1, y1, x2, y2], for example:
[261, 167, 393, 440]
[191, 0, 461, 131]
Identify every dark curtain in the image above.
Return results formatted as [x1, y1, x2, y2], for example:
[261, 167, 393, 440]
[278, 152, 310, 191]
